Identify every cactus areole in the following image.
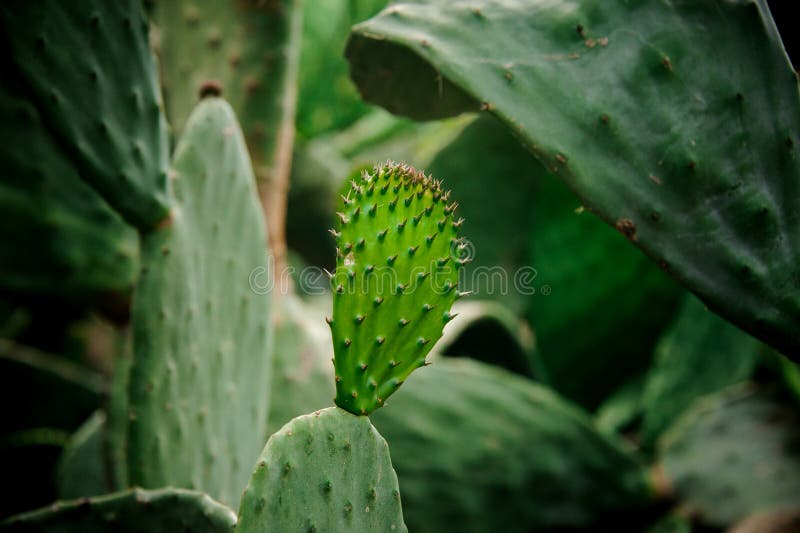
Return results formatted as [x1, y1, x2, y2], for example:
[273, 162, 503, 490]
[330, 162, 466, 415]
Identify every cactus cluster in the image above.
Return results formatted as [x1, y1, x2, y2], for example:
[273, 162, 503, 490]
[2, 0, 800, 531]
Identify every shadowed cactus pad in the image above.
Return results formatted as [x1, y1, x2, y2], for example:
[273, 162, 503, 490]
[237, 407, 406, 532]
[0, 488, 236, 532]
[330, 162, 464, 415]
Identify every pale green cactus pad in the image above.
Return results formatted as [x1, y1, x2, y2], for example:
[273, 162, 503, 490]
[126, 97, 272, 506]
[330, 162, 464, 415]
[237, 407, 406, 533]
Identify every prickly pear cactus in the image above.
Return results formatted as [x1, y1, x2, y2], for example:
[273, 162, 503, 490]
[346, 0, 800, 357]
[126, 96, 272, 506]
[659, 384, 800, 527]
[640, 295, 762, 447]
[237, 407, 406, 533]
[0, 488, 236, 532]
[330, 162, 464, 415]
[0, 0, 170, 229]
[371, 358, 655, 532]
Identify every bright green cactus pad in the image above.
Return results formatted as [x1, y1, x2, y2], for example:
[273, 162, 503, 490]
[0, 488, 236, 532]
[330, 162, 463, 415]
[0, 0, 170, 229]
[237, 407, 407, 533]
[371, 358, 655, 532]
[659, 384, 800, 528]
[346, 0, 800, 357]
[126, 97, 272, 506]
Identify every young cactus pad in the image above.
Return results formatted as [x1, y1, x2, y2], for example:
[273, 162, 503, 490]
[330, 162, 465, 415]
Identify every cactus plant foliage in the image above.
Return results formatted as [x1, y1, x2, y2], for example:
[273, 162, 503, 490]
[371, 358, 655, 532]
[237, 406, 406, 533]
[125, 97, 273, 506]
[330, 162, 463, 415]
[346, 0, 800, 357]
[0, 488, 236, 532]
[0, 0, 171, 229]
[660, 384, 800, 527]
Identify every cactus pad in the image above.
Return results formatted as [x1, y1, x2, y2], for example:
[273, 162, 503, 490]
[640, 296, 761, 447]
[346, 0, 800, 357]
[237, 407, 406, 533]
[126, 97, 272, 506]
[371, 358, 655, 532]
[0, 0, 170, 229]
[330, 162, 463, 415]
[660, 384, 800, 527]
[0, 488, 236, 532]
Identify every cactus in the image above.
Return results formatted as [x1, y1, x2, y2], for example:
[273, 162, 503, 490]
[153, 0, 304, 270]
[659, 384, 800, 527]
[426, 114, 682, 405]
[346, 0, 800, 357]
[640, 295, 762, 447]
[125, 97, 273, 506]
[370, 358, 655, 532]
[329, 162, 463, 415]
[0, 83, 140, 300]
[0, 0, 170, 229]
[56, 412, 106, 500]
[237, 407, 406, 533]
[0, 488, 236, 532]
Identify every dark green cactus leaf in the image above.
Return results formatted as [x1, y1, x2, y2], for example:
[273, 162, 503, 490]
[0, 488, 236, 532]
[126, 97, 273, 506]
[346, 0, 800, 357]
[330, 162, 463, 415]
[56, 411, 106, 500]
[640, 295, 762, 447]
[427, 114, 682, 406]
[659, 384, 800, 528]
[371, 358, 655, 533]
[0, 75, 140, 301]
[0, 0, 170, 229]
[237, 407, 407, 533]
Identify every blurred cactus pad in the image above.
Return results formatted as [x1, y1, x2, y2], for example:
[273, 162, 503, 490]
[2, 0, 800, 531]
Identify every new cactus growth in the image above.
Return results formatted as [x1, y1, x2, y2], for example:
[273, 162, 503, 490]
[329, 162, 464, 415]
